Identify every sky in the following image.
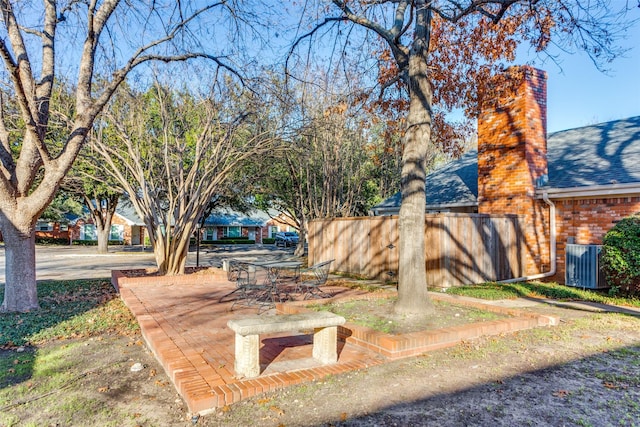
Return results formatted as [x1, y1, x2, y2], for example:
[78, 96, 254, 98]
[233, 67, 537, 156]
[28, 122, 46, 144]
[535, 11, 640, 133]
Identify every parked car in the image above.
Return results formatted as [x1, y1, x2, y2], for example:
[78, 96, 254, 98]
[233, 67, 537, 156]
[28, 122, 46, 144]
[274, 231, 299, 247]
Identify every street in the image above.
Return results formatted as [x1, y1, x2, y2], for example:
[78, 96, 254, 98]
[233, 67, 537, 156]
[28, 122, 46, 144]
[0, 244, 294, 283]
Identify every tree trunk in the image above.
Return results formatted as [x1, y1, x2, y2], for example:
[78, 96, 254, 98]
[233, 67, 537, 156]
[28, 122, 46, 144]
[86, 195, 118, 255]
[395, 3, 434, 315]
[294, 216, 307, 257]
[0, 218, 39, 312]
[151, 228, 189, 276]
[96, 226, 111, 254]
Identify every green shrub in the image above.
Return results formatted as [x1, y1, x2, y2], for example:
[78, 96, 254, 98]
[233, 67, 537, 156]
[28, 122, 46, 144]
[263, 238, 275, 244]
[203, 239, 255, 245]
[36, 237, 69, 245]
[71, 239, 124, 246]
[601, 214, 640, 295]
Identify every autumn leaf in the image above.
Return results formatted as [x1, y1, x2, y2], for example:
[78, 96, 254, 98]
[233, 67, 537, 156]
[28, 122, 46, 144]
[552, 390, 570, 398]
[269, 406, 285, 416]
[340, 412, 348, 421]
[98, 386, 109, 392]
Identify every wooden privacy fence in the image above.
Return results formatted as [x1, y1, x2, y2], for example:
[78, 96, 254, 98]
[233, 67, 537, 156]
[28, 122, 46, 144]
[308, 213, 526, 288]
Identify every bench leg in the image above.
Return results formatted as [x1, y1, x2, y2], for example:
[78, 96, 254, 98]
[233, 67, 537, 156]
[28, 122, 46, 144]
[234, 333, 260, 378]
[312, 326, 338, 364]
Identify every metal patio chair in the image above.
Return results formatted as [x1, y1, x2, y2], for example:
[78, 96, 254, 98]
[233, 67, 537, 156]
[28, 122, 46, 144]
[297, 259, 334, 300]
[230, 262, 275, 312]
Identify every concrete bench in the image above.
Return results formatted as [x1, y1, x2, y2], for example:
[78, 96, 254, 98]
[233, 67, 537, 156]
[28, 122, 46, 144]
[227, 312, 346, 378]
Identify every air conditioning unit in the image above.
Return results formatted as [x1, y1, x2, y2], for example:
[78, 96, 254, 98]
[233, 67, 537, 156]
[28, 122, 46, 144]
[565, 244, 608, 289]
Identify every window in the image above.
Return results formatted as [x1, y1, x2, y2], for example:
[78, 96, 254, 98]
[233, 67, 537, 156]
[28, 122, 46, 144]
[81, 224, 97, 240]
[269, 226, 278, 238]
[37, 222, 53, 232]
[59, 224, 69, 232]
[224, 226, 241, 238]
[110, 225, 124, 241]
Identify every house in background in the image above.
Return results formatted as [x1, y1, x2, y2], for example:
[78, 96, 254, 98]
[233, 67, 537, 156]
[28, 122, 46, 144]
[202, 209, 299, 243]
[32, 203, 297, 246]
[373, 66, 640, 286]
[202, 208, 271, 243]
[34, 212, 82, 242]
[110, 204, 146, 245]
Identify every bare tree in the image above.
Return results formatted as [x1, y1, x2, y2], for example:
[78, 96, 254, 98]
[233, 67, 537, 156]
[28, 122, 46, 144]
[0, 1, 257, 312]
[253, 74, 381, 256]
[61, 175, 122, 253]
[91, 82, 275, 275]
[291, 0, 635, 315]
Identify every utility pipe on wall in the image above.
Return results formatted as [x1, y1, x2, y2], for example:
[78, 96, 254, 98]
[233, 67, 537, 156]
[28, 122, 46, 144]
[499, 192, 556, 283]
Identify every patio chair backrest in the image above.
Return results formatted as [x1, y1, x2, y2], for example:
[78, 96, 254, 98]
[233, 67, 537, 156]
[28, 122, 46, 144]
[227, 259, 241, 282]
[309, 259, 334, 284]
[236, 262, 258, 286]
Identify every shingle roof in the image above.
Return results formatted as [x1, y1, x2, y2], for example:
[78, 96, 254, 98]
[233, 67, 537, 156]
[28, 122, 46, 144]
[115, 204, 146, 226]
[547, 116, 640, 188]
[373, 116, 640, 211]
[203, 208, 271, 227]
[115, 203, 271, 227]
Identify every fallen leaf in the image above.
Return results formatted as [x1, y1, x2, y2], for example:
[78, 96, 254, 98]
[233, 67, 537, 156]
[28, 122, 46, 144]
[221, 405, 231, 413]
[148, 368, 157, 377]
[340, 412, 348, 421]
[269, 406, 285, 416]
[552, 390, 570, 398]
[257, 398, 271, 405]
[98, 386, 109, 393]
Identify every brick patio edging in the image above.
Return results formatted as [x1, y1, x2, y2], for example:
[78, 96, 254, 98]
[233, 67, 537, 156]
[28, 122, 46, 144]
[278, 291, 559, 359]
[114, 271, 559, 415]
[111, 268, 228, 292]
[113, 269, 384, 414]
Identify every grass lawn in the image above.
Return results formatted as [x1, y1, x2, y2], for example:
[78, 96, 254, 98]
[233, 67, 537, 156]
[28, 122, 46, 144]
[0, 279, 179, 427]
[446, 280, 640, 307]
[2, 277, 639, 426]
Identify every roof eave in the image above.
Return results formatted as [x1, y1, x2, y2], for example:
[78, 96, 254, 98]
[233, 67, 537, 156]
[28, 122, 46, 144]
[537, 182, 640, 199]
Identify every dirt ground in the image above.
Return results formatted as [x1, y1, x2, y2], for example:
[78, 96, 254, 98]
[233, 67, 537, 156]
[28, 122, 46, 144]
[4, 303, 640, 427]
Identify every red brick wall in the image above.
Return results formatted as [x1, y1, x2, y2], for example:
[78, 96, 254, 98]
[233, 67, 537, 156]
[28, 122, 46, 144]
[551, 197, 640, 282]
[35, 222, 70, 241]
[478, 66, 551, 275]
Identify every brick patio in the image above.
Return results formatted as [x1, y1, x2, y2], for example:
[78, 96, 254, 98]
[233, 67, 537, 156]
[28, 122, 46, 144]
[113, 268, 558, 415]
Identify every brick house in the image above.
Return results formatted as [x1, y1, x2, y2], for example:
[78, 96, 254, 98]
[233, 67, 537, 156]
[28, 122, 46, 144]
[202, 209, 299, 243]
[33, 203, 297, 245]
[34, 213, 80, 242]
[373, 66, 640, 285]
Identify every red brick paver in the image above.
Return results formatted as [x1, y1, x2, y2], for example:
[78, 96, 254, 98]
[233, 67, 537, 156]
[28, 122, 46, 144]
[115, 270, 558, 415]
[116, 272, 386, 415]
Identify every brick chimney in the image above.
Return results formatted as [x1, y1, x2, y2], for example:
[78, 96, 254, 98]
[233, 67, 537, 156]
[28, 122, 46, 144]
[477, 66, 551, 274]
